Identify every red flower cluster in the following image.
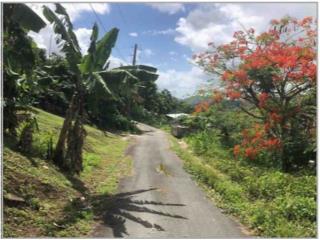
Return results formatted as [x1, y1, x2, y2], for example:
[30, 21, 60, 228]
[233, 124, 282, 160]
[194, 16, 316, 161]
[212, 90, 224, 103]
[226, 90, 241, 100]
[194, 101, 210, 113]
[258, 92, 269, 108]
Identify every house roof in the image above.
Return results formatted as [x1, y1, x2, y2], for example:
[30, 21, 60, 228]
[166, 113, 189, 119]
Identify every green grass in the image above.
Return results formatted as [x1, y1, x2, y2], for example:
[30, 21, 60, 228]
[3, 108, 132, 237]
[159, 124, 171, 133]
[169, 134, 316, 238]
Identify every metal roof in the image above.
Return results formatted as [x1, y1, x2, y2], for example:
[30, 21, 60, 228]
[166, 113, 189, 119]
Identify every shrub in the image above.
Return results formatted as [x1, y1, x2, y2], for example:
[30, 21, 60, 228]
[173, 132, 316, 237]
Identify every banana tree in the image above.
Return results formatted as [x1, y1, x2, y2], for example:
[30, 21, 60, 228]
[100, 65, 159, 117]
[3, 3, 46, 135]
[43, 3, 136, 173]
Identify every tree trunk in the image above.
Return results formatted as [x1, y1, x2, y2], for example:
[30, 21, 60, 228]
[279, 121, 290, 172]
[65, 91, 86, 174]
[53, 93, 77, 168]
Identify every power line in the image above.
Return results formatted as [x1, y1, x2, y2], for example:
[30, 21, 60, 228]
[88, 3, 129, 65]
[116, 4, 129, 29]
[115, 3, 141, 66]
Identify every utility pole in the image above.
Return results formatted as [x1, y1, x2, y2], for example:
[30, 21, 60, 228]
[132, 43, 138, 66]
[48, 34, 52, 58]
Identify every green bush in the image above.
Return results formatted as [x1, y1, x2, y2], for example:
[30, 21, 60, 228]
[274, 195, 316, 221]
[172, 133, 316, 237]
[245, 172, 289, 200]
[32, 131, 56, 158]
[83, 153, 101, 172]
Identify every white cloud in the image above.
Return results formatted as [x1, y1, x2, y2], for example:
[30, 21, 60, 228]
[143, 28, 175, 36]
[74, 28, 92, 54]
[175, 17, 232, 50]
[129, 32, 138, 37]
[62, 3, 110, 21]
[27, 3, 110, 22]
[146, 3, 185, 15]
[156, 66, 215, 98]
[169, 51, 177, 56]
[136, 48, 154, 62]
[108, 55, 127, 69]
[28, 26, 92, 56]
[143, 48, 154, 57]
[28, 26, 58, 55]
[175, 3, 316, 51]
[27, 3, 110, 55]
[27, 3, 58, 55]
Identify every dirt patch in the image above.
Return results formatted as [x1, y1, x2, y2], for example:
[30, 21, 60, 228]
[4, 169, 68, 200]
[155, 163, 172, 176]
[178, 140, 188, 149]
[124, 136, 137, 156]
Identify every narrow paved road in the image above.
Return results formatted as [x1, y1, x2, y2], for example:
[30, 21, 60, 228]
[92, 123, 247, 238]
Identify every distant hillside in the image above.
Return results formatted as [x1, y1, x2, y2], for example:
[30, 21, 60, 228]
[182, 95, 210, 107]
[183, 94, 241, 109]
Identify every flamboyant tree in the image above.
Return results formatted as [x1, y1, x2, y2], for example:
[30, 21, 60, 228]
[194, 16, 316, 171]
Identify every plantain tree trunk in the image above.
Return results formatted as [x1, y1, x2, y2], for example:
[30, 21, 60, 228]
[53, 93, 77, 168]
[65, 90, 86, 174]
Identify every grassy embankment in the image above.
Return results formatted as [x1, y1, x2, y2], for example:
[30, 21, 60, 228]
[169, 134, 316, 237]
[3, 108, 132, 237]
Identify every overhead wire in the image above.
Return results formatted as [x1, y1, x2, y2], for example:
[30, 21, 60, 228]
[115, 3, 140, 65]
[88, 3, 129, 65]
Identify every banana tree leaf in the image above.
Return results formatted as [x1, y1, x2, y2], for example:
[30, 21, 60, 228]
[98, 69, 140, 99]
[114, 65, 159, 82]
[43, 4, 81, 68]
[79, 23, 99, 74]
[94, 28, 119, 71]
[119, 64, 157, 73]
[87, 72, 112, 96]
[54, 4, 81, 53]
[79, 26, 118, 74]
[11, 4, 46, 33]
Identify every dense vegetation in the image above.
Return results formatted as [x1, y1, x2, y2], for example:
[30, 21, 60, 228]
[3, 3, 187, 174]
[172, 100, 316, 237]
[3, 3, 317, 238]
[171, 16, 317, 237]
[4, 108, 132, 237]
[3, 3, 189, 237]
[194, 16, 316, 172]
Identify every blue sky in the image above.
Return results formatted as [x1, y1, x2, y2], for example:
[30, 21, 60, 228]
[28, 2, 316, 98]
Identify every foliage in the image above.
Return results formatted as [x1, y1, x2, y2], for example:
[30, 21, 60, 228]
[34, 55, 75, 116]
[194, 16, 316, 171]
[86, 65, 188, 130]
[3, 3, 46, 135]
[171, 134, 316, 237]
[3, 108, 132, 237]
[43, 4, 129, 174]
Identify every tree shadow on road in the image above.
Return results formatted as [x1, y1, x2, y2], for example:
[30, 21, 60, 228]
[91, 188, 187, 237]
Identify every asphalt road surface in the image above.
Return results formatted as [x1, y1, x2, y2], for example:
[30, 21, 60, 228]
[92, 123, 248, 238]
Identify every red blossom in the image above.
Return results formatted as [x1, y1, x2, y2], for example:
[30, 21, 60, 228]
[222, 71, 233, 81]
[270, 112, 282, 123]
[233, 145, 241, 157]
[258, 92, 269, 108]
[226, 90, 241, 100]
[194, 16, 316, 161]
[194, 101, 210, 113]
